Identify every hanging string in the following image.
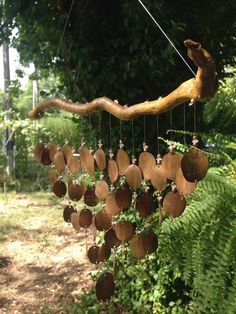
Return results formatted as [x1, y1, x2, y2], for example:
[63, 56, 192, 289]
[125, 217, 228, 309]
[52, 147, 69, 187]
[183, 103, 186, 144]
[88, 114, 92, 148]
[137, 0, 195, 76]
[99, 112, 102, 141]
[194, 103, 197, 134]
[170, 110, 173, 141]
[119, 119, 122, 141]
[131, 120, 135, 156]
[143, 115, 146, 143]
[109, 113, 112, 150]
[156, 115, 160, 154]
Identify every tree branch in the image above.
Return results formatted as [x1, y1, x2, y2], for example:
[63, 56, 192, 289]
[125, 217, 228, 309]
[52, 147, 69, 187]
[28, 39, 218, 121]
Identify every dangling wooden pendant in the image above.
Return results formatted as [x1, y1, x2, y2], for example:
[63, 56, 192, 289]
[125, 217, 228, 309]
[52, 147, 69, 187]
[68, 155, 80, 174]
[95, 179, 109, 200]
[94, 210, 112, 231]
[62, 143, 73, 165]
[68, 182, 84, 201]
[116, 141, 130, 176]
[181, 149, 208, 182]
[34, 143, 44, 162]
[162, 144, 182, 180]
[86, 149, 95, 177]
[52, 180, 67, 198]
[79, 145, 90, 172]
[41, 146, 52, 166]
[129, 234, 146, 259]
[94, 142, 106, 171]
[150, 154, 167, 191]
[70, 212, 80, 230]
[138, 143, 156, 180]
[95, 272, 115, 302]
[48, 143, 57, 162]
[87, 245, 100, 264]
[98, 242, 111, 262]
[53, 149, 66, 172]
[48, 167, 58, 185]
[175, 167, 196, 195]
[108, 152, 119, 184]
[104, 227, 121, 248]
[115, 185, 132, 210]
[79, 208, 93, 228]
[142, 228, 158, 255]
[114, 221, 135, 242]
[84, 186, 99, 207]
[125, 158, 142, 189]
[163, 191, 186, 218]
[63, 205, 76, 222]
[105, 192, 122, 216]
[136, 192, 154, 218]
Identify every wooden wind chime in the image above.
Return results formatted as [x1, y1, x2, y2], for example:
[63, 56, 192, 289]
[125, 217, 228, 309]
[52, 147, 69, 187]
[29, 39, 218, 302]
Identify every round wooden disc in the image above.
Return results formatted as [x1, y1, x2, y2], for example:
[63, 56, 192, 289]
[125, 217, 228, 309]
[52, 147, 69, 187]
[125, 164, 142, 189]
[48, 168, 58, 184]
[115, 186, 132, 210]
[63, 205, 76, 222]
[162, 152, 182, 180]
[95, 272, 115, 302]
[94, 148, 106, 171]
[181, 150, 208, 182]
[53, 150, 66, 172]
[41, 147, 52, 166]
[70, 212, 80, 230]
[175, 167, 196, 195]
[95, 180, 109, 200]
[79, 208, 93, 228]
[84, 187, 99, 207]
[136, 193, 154, 218]
[87, 245, 100, 264]
[86, 151, 95, 177]
[138, 152, 156, 180]
[68, 183, 84, 201]
[52, 180, 67, 198]
[129, 234, 146, 259]
[79, 146, 90, 172]
[34, 143, 44, 162]
[150, 165, 167, 191]
[105, 192, 122, 216]
[114, 221, 135, 242]
[163, 191, 186, 218]
[94, 210, 112, 231]
[116, 148, 130, 176]
[142, 228, 158, 254]
[104, 227, 121, 248]
[98, 242, 111, 262]
[108, 159, 119, 183]
[68, 156, 80, 174]
[62, 144, 73, 165]
[48, 143, 57, 162]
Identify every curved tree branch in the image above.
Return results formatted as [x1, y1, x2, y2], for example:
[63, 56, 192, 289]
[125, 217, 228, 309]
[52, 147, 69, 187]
[28, 39, 218, 121]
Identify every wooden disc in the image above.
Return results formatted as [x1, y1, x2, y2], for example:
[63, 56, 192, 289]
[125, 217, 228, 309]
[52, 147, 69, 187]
[98, 243, 111, 262]
[63, 205, 76, 222]
[68, 156, 80, 174]
[79, 146, 90, 172]
[84, 187, 99, 207]
[125, 164, 142, 189]
[70, 212, 80, 230]
[68, 183, 84, 201]
[48, 143, 57, 162]
[94, 148, 106, 171]
[181, 149, 208, 182]
[94, 210, 112, 231]
[52, 180, 67, 198]
[115, 186, 132, 210]
[114, 221, 135, 242]
[142, 228, 158, 254]
[95, 272, 115, 302]
[105, 192, 122, 216]
[175, 167, 196, 195]
[116, 148, 130, 176]
[41, 147, 52, 166]
[62, 144, 73, 165]
[129, 234, 146, 259]
[79, 208, 93, 228]
[95, 180, 109, 200]
[163, 191, 186, 218]
[150, 165, 167, 191]
[33, 143, 44, 162]
[108, 159, 119, 183]
[136, 193, 154, 218]
[48, 168, 58, 184]
[138, 152, 156, 180]
[53, 150, 66, 172]
[86, 151, 95, 177]
[87, 245, 100, 264]
[104, 228, 121, 248]
[162, 152, 182, 180]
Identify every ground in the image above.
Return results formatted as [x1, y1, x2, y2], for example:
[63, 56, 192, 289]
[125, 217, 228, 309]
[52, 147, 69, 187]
[0, 192, 95, 314]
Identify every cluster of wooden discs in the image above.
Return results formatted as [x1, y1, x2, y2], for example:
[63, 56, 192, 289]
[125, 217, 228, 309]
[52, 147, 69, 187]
[33, 136, 208, 301]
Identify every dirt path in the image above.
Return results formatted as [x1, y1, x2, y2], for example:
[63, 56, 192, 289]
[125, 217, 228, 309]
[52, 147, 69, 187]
[0, 193, 94, 314]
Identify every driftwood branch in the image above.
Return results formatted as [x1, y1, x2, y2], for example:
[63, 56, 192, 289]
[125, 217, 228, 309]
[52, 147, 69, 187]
[28, 40, 218, 121]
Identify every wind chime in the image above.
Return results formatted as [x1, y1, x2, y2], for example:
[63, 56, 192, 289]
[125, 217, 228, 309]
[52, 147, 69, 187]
[29, 0, 218, 303]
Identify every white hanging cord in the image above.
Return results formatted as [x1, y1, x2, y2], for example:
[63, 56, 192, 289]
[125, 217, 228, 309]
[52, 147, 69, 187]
[137, 0, 195, 76]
